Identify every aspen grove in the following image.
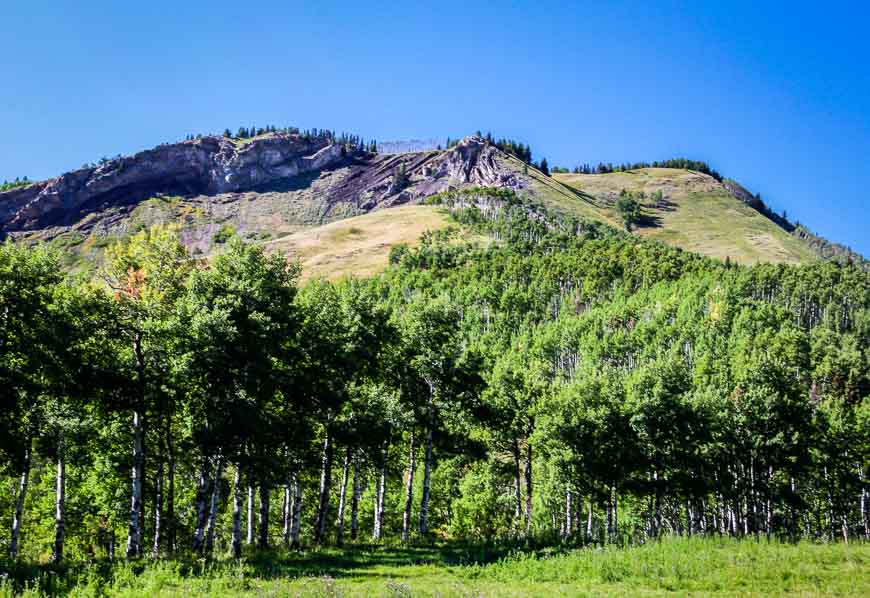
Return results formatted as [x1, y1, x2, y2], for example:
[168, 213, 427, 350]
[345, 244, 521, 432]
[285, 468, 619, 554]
[1, 188, 868, 565]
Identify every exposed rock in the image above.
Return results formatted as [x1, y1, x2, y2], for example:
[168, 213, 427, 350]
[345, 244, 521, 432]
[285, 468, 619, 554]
[0, 134, 339, 233]
[0, 135, 523, 240]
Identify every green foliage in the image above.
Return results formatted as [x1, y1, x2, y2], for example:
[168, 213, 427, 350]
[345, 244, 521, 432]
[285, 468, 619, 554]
[615, 190, 642, 231]
[574, 158, 722, 180]
[0, 177, 31, 192]
[212, 223, 236, 244]
[0, 182, 868, 595]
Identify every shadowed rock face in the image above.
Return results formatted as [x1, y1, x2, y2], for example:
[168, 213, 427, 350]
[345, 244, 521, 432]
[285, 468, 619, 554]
[0, 135, 523, 239]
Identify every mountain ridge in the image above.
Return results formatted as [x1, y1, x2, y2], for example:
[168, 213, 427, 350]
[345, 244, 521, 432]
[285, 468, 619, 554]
[1, 132, 864, 273]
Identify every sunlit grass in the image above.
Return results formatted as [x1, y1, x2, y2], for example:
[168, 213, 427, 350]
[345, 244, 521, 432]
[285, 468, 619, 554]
[2, 537, 867, 597]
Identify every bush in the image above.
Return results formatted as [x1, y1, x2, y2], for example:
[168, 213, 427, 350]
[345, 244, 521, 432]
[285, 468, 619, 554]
[213, 224, 236, 244]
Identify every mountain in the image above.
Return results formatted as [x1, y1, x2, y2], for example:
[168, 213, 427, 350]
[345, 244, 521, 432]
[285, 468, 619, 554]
[1, 132, 864, 275]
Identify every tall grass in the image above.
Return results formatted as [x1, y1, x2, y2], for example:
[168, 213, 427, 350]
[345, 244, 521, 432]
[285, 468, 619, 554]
[1, 537, 867, 597]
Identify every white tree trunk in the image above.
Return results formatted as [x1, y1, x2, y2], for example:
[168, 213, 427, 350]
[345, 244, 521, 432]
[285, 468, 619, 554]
[351, 454, 360, 541]
[512, 439, 522, 521]
[290, 473, 302, 549]
[191, 456, 211, 554]
[419, 428, 434, 535]
[524, 436, 533, 534]
[563, 485, 572, 539]
[9, 440, 31, 560]
[336, 448, 351, 545]
[165, 417, 176, 553]
[126, 409, 145, 558]
[402, 431, 416, 542]
[153, 458, 163, 558]
[51, 454, 65, 563]
[373, 442, 387, 541]
[246, 482, 254, 545]
[204, 455, 224, 553]
[231, 466, 244, 558]
[282, 481, 291, 545]
[315, 432, 333, 544]
[586, 498, 593, 543]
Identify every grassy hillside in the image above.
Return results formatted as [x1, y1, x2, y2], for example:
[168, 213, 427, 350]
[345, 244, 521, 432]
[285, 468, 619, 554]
[5, 134, 839, 275]
[262, 205, 473, 281]
[551, 168, 816, 265]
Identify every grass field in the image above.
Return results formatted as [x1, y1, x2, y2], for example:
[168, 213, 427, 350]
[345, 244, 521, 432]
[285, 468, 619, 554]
[552, 169, 815, 265]
[2, 538, 867, 597]
[263, 205, 473, 281]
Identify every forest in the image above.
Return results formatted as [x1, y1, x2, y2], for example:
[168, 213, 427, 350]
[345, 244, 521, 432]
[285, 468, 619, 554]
[1, 187, 868, 594]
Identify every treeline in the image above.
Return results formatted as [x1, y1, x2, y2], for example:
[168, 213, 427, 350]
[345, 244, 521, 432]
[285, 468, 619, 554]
[1, 188, 868, 567]
[568, 158, 723, 181]
[793, 225, 869, 270]
[0, 177, 31, 193]
[179, 125, 378, 153]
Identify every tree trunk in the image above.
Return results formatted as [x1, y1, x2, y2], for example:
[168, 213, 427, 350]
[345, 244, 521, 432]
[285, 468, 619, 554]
[686, 500, 694, 537]
[524, 435, 533, 534]
[258, 485, 270, 549]
[564, 485, 572, 539]
[191, 455, 211, 554]
[373, 441, 388, 541]
[314, 432, 333, 544]
[290, 473, 302, 549]
[825, 466, 836, 541]
[863, 485, 870, 541]
[351, 454, 360, 541]
[204, 455, 224, 553]
[336, 448, 351, 546]
[166, 415, 176, 554]
[402, 431, 416, 542]
[419, 427, 434, 535]
[586, 498, 593, 544]
[859, 466, 869, 541]
[246, 482, 254, 545]
[282, 480, 291, 545]
[231, 466, 244, 558]
[51, 454, 65, 563]
[126, 409, 145, 558]
[512, 439, 522, 521]
[613, 485, 619, 544]
[153, 457, 163, 558]
[9, 439, 31, 560]
[606, 487, 614, 544]
[654, 470, 662, 538]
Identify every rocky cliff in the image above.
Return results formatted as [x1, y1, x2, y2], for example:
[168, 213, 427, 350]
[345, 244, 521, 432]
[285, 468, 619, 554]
[0, 135, 525, 240]
[0, 134, 343, 233]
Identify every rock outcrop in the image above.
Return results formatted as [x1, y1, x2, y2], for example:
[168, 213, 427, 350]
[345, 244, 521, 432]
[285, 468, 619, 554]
[0, 134, 342, 233]
[0, 135, 523, 237]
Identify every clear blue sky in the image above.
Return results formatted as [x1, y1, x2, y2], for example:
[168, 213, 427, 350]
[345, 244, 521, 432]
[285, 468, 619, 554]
[2, 1, 868, 255]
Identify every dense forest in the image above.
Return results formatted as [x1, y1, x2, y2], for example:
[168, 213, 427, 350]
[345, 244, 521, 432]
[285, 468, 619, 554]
[1, 187, 868, 572]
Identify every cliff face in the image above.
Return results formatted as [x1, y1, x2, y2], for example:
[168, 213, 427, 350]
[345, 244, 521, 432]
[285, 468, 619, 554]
[0, 134, 345, 233]
[0, 135, 522, 239]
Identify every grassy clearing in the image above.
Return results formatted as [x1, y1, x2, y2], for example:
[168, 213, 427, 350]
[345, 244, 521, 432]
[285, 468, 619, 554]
[264, 205, 477, 281]
[1, 538, 866, 597]
[553, 169, 815, 265]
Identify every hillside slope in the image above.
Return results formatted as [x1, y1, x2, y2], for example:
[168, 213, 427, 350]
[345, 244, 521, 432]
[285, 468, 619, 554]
[1, 132, 861, 275]
[553, 169, 817, 265]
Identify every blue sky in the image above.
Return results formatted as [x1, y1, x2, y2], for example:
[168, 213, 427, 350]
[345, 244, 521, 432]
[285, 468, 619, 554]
[1, 1, 868, 255]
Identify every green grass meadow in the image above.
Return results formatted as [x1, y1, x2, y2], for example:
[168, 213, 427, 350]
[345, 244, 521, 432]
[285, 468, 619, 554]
[2, 537, 867, 597]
